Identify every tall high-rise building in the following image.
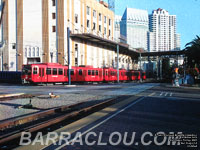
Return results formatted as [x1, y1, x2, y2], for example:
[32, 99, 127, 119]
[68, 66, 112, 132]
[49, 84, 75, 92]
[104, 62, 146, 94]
[148, 8, 181, 52]
[175, 33, 181, 50]
[114, 15, 122, 42]
[120, 8, 149, 50]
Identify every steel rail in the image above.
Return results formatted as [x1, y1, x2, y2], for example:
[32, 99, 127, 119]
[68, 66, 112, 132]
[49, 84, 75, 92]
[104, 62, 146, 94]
[0, 96, 121, 145]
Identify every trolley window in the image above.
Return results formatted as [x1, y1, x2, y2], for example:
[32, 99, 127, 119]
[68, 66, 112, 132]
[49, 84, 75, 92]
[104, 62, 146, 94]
[71, 69, 74, 75]
[79, 69, 83, 75]
[134, 72, 139, 76]
[46, 68, 51, 75]
[96, 70, 98, 75]
[33, 67, 38, 75]
[92, 70, 95, 76]
[88, 70, 91, 75]
[53, 68, 57, 75]
[59, 68, 63, 75]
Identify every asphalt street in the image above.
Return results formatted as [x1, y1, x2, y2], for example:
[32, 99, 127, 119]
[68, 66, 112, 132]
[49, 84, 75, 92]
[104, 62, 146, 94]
[15, 84, 200, 150]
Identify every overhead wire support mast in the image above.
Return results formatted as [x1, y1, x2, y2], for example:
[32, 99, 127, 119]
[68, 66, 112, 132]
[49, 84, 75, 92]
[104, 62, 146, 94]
[67, 27, 71, 85]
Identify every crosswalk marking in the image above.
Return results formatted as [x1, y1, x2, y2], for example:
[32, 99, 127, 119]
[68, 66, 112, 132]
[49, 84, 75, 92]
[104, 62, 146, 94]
[159, 92, 173, 97]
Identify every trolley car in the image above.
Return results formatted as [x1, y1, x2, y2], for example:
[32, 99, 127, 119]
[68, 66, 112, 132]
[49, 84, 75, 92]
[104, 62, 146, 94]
[21, 63, 145, 84]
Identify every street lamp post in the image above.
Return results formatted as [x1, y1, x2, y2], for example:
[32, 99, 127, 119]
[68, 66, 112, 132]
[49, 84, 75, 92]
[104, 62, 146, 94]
[67, 27, 71, 85]
[117, 44, 119, 83]
[139, 51, 142, 82]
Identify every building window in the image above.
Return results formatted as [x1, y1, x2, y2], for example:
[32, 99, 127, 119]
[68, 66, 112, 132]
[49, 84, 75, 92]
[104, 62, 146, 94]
[93, 22, 96, 30]
[33, 48, 35, 57]
[75, 14, 78, 23]
[109, 29, 111, 36]
[93, 10, 96, 18]
[99, 13, 101, 21]
[75, 44, 78, 66]
[37, 48, 39, 56]
[52, 13, 56, 19]
[75, 58, 78, 66]
[109, 19, 111, 26]
[104, 16, 106, 23]
[87, 20, 90, 28]
[52, 0, 56, 6]
[25, 48, 27, 57]
[99, 25, 101, 32]
[29, 48, 31, 57]
[87, 6, 90, 15]
[104, 27, 106, 35]
[52, 26, 56, 32]
[12, 44, 16, 49]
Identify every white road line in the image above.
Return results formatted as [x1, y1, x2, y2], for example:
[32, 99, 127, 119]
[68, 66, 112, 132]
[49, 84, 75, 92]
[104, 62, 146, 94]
[53, 97, 145, 150]
[165, 92, 168, 97]
[160, 92, 163, 96]
[170, 93, 173, 97]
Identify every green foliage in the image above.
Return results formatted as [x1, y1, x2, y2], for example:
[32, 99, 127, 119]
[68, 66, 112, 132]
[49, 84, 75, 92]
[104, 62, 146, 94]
[185, 35, 200, 68]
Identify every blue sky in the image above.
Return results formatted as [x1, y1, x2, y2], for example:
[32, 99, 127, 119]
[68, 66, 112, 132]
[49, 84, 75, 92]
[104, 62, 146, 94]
[107, 0, 200, 49]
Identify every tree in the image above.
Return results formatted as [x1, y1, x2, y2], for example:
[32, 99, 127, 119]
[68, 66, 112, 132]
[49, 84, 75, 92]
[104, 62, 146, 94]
[185, 35, 200, 68]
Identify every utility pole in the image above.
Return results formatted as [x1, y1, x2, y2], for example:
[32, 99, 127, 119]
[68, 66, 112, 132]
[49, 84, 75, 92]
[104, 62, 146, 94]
[117, 44, 119, 83]
[160, 56, 162, 80]
[67, 27, 71, 85]
[139, 51, 142, 82]
[157, 56, 159, 80]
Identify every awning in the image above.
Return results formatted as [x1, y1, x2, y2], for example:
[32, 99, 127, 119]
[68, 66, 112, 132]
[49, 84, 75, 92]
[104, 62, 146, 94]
[70, 33, 139, 58]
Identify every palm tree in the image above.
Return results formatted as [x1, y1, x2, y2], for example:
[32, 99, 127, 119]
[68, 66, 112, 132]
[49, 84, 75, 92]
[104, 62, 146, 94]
[185, 35, 200, 68]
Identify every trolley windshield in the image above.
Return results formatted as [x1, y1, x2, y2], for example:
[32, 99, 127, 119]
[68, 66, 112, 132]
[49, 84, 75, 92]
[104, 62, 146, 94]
[22, 65, 31, 75]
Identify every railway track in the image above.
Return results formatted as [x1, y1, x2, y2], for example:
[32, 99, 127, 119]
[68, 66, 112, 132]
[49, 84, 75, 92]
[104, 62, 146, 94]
[0, 95, 131, 149]
[0, 94, 35, 101]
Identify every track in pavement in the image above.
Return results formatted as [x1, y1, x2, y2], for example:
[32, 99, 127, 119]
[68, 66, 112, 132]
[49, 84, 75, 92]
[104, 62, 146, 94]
[3, 84, 200, 150]
[31, 85, 200, 150]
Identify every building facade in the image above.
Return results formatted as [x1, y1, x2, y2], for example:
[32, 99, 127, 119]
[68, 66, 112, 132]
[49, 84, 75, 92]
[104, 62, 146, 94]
[175, 33, 181, 51]
[148, 8, 181, 52]
[120, 8, 149, 51]
[114, 15, 121, 42]
[0, 0, 134, 71]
